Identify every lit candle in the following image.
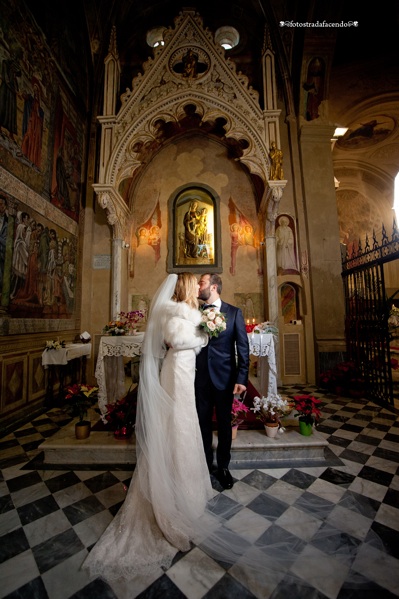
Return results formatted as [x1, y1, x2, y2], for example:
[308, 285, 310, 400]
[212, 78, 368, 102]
[252, 318, 255, 324]
[246, 319, 249, 325]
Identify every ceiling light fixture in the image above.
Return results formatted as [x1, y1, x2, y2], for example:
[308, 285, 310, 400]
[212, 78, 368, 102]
[146, 27, 166, 48]
[214, 26, 240, 50]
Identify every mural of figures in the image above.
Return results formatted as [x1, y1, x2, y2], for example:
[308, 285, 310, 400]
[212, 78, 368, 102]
[303, 56, 325, 121]
[21, 78, 44, 168]
[0, 50, 21, 142]
[0, 193, 78, 318]
[50, 92, 83, 221]
[276, 215, 299, 275]
[228, 197, 258, 276]
[0, 195, 9, 293]
[10, 211, 30, 299]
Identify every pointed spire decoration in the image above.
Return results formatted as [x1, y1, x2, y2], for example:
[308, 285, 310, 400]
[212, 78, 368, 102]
[382, 223, 389, 245]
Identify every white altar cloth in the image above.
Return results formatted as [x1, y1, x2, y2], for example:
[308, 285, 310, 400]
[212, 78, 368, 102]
[247, 332, 278, 397]
[42, 343, 92, 367]
[96, 334, 144, 415]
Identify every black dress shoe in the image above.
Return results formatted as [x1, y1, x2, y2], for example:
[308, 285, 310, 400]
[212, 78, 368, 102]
[217, 468, 234, 489]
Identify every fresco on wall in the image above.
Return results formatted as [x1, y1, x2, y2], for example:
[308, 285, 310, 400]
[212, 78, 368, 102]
[0, 1, 85, 223]
[228, 197, 259, 276]
[50, 90, 83, 221]
[135, 201, 162, 265]
[337, 116, 395, 150]
[276, 214, 299, 275]
[0, 190, 77, 318]
[234, 292, 263, 324]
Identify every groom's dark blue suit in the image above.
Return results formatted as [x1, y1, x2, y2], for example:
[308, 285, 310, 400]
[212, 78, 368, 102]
[195, 300, 249, 471]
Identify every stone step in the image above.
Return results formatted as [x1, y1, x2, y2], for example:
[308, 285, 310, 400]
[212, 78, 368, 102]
[39, 419, 329, 469]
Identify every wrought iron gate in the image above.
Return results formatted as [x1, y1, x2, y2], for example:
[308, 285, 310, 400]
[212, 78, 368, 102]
[342, 224, 399, 408]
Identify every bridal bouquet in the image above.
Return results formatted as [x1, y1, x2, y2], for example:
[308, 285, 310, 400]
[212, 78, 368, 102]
[200, 307, 227, 338]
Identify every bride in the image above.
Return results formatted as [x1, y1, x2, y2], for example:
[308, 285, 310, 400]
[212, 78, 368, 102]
[83, 272, 212, 580]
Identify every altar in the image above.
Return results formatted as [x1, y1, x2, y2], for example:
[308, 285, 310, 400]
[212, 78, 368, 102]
[247, 332, 278, 397]
[96, 333, 144, 414]
[95, 331, 277, 416]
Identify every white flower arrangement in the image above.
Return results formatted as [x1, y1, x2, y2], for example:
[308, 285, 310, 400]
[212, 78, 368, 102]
[251, 393, 291, 425]
[200, 307, 227, 338]
[45, 339, 66, 351]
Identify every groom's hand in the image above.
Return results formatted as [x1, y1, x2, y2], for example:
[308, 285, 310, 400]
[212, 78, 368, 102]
[233, 384, 246, 395]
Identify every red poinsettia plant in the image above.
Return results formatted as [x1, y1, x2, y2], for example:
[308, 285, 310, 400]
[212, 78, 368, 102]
[231, 397, 250, 427]
[104, 386, 137, 431]
[293, 394, 322, 426]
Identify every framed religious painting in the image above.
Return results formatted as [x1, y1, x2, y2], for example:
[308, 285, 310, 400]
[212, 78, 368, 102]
[167, 185, 222, 272]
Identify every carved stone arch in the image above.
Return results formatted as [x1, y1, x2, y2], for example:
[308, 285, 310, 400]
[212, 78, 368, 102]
[108, 94, 270, 189]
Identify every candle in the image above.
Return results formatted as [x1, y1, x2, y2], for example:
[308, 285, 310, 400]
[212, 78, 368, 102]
[246, 319, 249, 325]
[252, 318, 255, 324]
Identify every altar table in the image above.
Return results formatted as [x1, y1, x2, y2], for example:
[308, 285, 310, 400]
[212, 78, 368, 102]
[247, 332, 278, 397]
[42, 343, 92, 404]
[96, 333, 144, 415]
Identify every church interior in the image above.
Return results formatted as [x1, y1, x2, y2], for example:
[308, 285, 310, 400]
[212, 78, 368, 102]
[1, 1, 399, 598]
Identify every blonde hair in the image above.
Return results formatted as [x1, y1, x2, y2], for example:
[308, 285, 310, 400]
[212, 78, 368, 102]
[172, 272, 199, 309]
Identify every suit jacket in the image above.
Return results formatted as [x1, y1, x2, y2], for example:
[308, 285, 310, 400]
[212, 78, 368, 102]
[196, 300, 249, 391]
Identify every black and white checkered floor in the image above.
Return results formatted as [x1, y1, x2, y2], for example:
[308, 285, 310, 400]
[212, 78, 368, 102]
[1, 385, 399, 599]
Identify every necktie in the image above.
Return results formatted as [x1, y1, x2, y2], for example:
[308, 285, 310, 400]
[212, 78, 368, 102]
[203, 304, 216, 310]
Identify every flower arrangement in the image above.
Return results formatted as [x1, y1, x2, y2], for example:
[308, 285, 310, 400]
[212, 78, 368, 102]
[64, 384, 98, 422]
[119, 310, 145, 333]
[231, 396, 250, 427]
[45, 339, 66, 350]
[200, 307, 227, 338]
[103, 386, 137, 431]
[292, 394, 322, 426]
[102, 310, 145, 336]
[251, 393, 290, 425]
[253, 321, 279, 336]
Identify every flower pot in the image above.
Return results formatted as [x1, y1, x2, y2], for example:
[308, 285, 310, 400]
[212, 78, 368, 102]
[75, 420, 91, 439]
[264, 422, 279, 438]
[114, 426, 133, 440]
[231, 425, 238, 440]
[298, 419, 313, 436]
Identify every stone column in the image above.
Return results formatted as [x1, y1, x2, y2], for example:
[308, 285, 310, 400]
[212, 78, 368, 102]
[299, 125, 345, 365]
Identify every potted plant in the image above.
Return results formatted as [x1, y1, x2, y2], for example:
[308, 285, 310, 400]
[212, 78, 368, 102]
[103, 385, 137, 439]
[251, 394, 290, 437]
[231, 396, 250, 439]
[292, 394, 322, 436]
[64, 384, 99, 439]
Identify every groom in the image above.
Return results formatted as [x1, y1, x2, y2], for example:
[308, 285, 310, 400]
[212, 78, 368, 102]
[195, 273, 249, 489]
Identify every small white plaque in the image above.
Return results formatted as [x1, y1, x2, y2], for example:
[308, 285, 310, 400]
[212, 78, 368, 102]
[93, 254, 111, 269]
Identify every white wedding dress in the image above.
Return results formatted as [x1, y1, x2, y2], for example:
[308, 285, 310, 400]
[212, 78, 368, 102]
[82, 293, 211, 581]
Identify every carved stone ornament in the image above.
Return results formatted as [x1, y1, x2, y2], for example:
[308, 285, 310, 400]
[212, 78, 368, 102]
[99, 9, 272, 191]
